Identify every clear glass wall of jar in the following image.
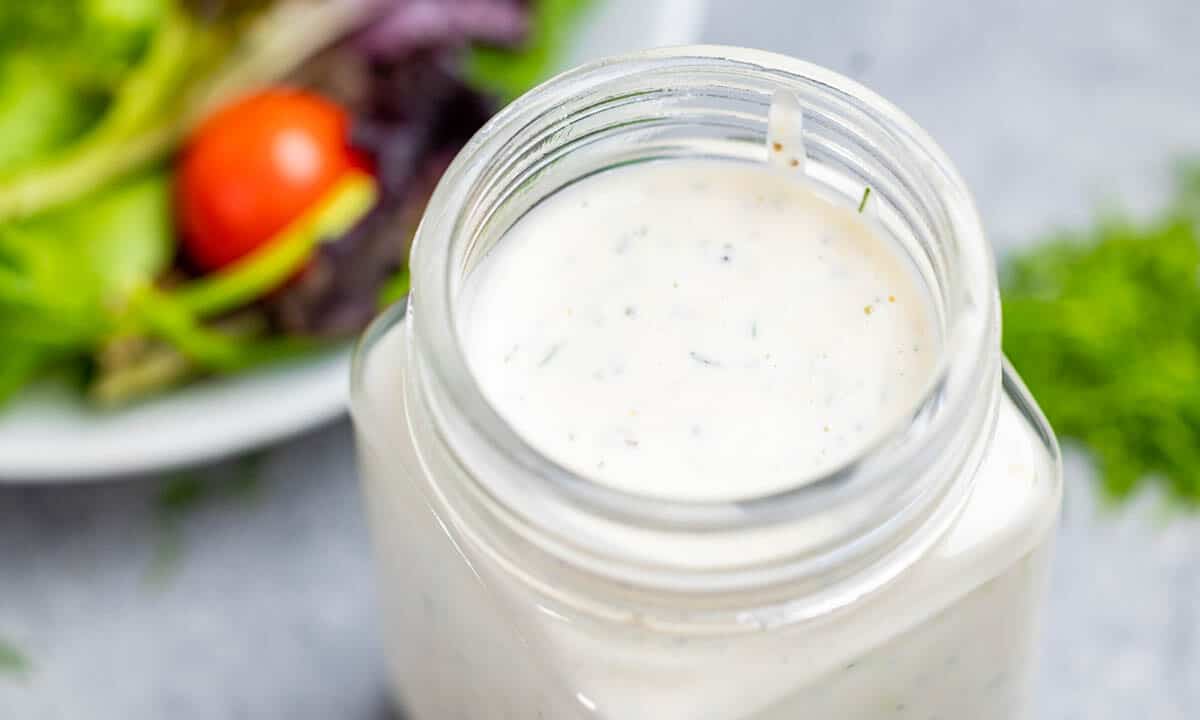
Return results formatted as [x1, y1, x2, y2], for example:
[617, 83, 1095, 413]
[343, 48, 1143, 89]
[351, 46, 1062, 720]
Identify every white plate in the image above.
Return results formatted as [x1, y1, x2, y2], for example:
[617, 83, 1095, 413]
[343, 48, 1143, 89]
[0, 0, 707, 483]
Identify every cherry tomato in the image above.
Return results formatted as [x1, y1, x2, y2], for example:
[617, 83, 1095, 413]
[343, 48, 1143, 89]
[176, 89, 369, 271]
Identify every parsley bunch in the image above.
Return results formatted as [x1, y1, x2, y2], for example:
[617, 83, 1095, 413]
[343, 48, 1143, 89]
[1002, 165, 1200, 504]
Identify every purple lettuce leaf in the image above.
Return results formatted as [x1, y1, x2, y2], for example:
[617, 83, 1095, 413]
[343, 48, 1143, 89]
[357, 0, 531, 61]
[268, 57, 495, 337]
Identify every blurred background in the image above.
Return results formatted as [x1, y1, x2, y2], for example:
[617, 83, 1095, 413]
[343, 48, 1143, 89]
[2, 0, 1199, 718]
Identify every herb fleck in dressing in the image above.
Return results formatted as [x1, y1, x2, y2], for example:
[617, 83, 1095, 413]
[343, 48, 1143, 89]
[459, 160, 937, 501]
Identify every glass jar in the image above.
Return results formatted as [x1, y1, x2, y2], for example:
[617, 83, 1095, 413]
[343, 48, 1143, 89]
[351, 46, 1062, 720]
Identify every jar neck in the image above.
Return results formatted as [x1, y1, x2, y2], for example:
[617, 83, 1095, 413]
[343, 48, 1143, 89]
[402, 46, 1000, 618]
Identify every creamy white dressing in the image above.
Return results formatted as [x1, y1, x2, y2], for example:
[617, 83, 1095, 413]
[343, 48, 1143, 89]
[459, 160, 936, 501]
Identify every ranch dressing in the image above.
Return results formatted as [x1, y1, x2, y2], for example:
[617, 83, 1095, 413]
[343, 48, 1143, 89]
[460, 160, 937, 501]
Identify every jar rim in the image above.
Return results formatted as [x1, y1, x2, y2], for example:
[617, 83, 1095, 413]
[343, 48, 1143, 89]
[353, 46, 998, 575]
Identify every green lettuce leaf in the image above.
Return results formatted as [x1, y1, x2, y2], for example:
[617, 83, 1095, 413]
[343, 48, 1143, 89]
[467, 0, 593, 100]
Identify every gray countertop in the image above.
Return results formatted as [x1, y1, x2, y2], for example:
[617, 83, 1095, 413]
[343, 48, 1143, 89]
[3, 1, 1200, 717]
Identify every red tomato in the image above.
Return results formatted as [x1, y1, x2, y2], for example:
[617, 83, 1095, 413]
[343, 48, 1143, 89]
[176, 89, 368, 271]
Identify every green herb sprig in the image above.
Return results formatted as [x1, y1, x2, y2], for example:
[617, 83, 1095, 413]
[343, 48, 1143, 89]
[1002, 164, 1200, 504]
[858, 186, 871, 213]
[0, 636, 29, 677]
[148, 454, 267, 587]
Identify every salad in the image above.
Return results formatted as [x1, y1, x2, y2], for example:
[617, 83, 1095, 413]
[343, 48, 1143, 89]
[0, 0, 587, 409]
